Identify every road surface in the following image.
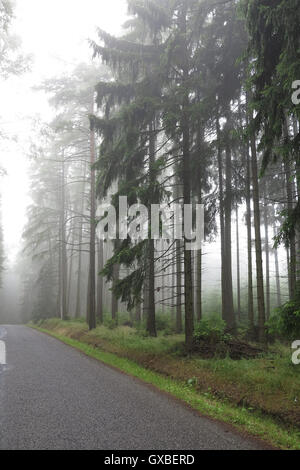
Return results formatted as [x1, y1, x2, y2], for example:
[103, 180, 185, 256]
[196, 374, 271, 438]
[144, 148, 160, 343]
[0, 325, 268, 450]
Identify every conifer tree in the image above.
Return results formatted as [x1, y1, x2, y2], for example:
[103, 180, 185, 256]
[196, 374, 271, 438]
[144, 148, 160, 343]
[244, 0, 300, 301]
[90, 0, 170, 336]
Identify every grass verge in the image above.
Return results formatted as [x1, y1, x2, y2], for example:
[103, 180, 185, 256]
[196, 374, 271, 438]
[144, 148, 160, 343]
[30, 320, 300, 450]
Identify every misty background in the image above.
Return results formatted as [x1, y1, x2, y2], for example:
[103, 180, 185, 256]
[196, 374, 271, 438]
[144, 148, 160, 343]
[0, 0, 289, 324]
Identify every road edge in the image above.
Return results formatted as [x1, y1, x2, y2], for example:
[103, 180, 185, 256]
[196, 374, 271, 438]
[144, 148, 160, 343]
[29, 325, 290, 450]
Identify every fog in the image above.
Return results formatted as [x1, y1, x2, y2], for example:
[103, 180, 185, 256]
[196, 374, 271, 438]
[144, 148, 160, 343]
[0, 0, 127, 322]
[0, 0, 127, 264]
[0, 0, 299, 452]
[0, 0, 293, 331]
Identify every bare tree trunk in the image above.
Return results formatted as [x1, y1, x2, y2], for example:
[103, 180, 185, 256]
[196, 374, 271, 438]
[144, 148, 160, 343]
[216, 115, 226, 322]
[236, 205, 241, 322]
[75, 160, 86, 320]
[57, 230, 62, 318]
[283, 118, 296, 300]
[245, 144, 254, 332]
[60, 154, 68, 321]
[284, 160, 296, 300]
[174, 175, 183, 333]
[223, 119, 235, 333]
[146, 122, 157, 336]
[286, 247, 292, 299]
[75, 215, 83, 319]
[161, 248, 165, 314]
[292, 117, 300, 299]
[67, 248, 74, 316]
[182, 101, 194, 349]
[176, 240, 183, 333]
[273, 224, 282, 307]
[180, 7, 194, 349]
[195, 189, 202, 322]
[263, 201, 271, 320]
[250, 131, 266, 343]
[171, 254, 176, 321]
[97, 239, 104, 323]
[147, 238, 156, 336]
[143, 271, 149, 321]
[67, 217, 76, 315]
[87, 100, 96, 330]
[196, 247, 202, 322]
[111, 262, 119, 322]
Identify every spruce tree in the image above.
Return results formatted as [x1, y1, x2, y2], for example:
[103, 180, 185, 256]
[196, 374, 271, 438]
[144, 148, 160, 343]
[90, 0, 170, 336]
[244, 0, 300, 300]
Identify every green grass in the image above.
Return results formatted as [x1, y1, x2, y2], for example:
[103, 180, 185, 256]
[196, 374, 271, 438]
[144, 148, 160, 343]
[36, 317, 185, 354]
[31, 321, 300, 450]
[192, 350, 300, 398]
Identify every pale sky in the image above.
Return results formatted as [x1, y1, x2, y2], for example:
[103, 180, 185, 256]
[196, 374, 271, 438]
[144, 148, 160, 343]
[0, 0, 127, 264]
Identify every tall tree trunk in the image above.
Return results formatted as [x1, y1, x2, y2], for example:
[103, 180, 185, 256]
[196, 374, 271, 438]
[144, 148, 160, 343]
[174, 175, 183, 333]
[143, 270, 149, 321]
[287, 247, 292, 299]
[180, 6, 194, 349]
[75, 215, 83, 319]
[147, 238, 156, 336]
[67, 217, 76, 315]
[182, 97, 194, 349]
[57, 228, 62, 318]
[273, 224, 282, 307]
[235, 205, 241, 322]
[146, 122, 157, 337]
[161, 248, 165, 314]
[196, 247, 202, 322]
[250, 131, 266, 343]
[88, 100, 96, 330]
[245, 143, 254, 332]
[67, 246, 74, 316]
[216, 115, 226, 322]
[97, 239, 104, 323]
[194, 116, 204, 323]
[292, 117, 300, 299]
[75, 161, 86, 320]
[283, 118, 296, 299]
[284, 159, 296, 300]
[263, 201, 271, 320]
[223, 118, 235, 333]
[196, 191, 202, 322]
[176, 240, 183, 333]
[111, 262, 119, 322]
[60, 154, 68, 321]
[171, 252, 176, 321]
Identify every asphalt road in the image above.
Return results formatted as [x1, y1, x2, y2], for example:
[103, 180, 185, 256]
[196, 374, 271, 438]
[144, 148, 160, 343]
[0, 325, 267, 450]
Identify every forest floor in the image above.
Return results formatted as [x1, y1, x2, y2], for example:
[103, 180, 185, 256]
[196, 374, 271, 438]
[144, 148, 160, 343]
[31, 318, 300, 450]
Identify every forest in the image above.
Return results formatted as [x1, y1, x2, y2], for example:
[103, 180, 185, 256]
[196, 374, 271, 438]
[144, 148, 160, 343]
[1, 0, 300, 451]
